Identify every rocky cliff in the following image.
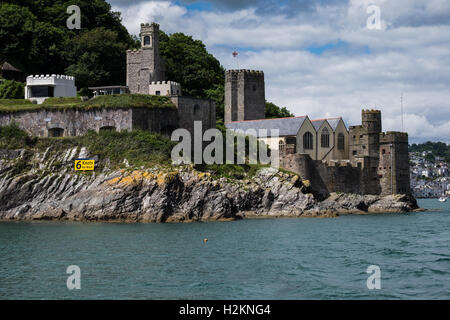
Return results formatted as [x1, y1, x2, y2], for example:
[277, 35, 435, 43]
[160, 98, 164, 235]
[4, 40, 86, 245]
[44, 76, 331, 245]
[0, 147, 419, 222]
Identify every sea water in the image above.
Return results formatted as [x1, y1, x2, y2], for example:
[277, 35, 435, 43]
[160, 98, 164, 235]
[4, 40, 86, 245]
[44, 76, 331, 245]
[0, 199, 449, 299]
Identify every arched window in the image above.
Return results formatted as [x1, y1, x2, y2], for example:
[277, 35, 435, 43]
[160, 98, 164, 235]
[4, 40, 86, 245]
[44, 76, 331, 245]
[48, 128, 64, 137]
[143, 36, 151, 46]
[338, 133, 345, 150]
[279, 140, 285, 152]
[303, 131, 313, 150]
[321, 127, 330, 148]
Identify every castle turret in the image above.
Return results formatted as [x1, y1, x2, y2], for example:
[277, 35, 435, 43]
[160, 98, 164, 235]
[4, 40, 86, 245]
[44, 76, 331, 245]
[362, 109, 382, 158]
[224, 69, 265, 123]
[126, 23, 165, 94]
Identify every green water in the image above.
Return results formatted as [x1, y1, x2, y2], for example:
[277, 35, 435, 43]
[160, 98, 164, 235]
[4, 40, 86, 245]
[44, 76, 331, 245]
[0, 199, 449, 299]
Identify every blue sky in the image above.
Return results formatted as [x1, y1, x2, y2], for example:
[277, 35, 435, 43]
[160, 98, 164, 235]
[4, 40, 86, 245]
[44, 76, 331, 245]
[107, 0, 450, 143]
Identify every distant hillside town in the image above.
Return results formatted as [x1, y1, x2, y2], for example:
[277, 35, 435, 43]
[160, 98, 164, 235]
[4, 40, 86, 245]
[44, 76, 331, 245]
[410, 150, 449, 198]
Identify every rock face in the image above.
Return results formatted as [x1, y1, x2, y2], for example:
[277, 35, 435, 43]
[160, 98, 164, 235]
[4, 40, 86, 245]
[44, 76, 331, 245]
[0, 148, 419, 222]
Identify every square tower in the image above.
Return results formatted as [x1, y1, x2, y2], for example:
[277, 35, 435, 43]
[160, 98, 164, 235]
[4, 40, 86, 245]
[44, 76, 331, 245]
[126, 23, 165, 94]
[224, 69, 265, 123]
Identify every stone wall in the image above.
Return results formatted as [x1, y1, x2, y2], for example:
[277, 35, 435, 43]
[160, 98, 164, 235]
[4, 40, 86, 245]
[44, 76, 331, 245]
[280, 153, 382, 198]
[0, 107, 178, 137]
[171, 96, 216, 136]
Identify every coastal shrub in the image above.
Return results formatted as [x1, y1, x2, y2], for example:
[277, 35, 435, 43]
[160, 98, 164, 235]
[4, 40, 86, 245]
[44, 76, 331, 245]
[0, 80, 25, 99]
[37, 129, 176, 168]
[0, 123, 36, 149]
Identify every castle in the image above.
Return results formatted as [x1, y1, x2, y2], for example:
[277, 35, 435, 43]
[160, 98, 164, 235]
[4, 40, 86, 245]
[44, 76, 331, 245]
[0, 21, 411, 197]
[0, 23, 215, 138]
[224, 69, 410, 197]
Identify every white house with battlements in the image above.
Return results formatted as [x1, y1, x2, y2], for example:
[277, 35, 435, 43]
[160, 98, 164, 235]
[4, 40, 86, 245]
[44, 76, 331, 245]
[25, 74, 77, 104]
[149, 81, 181, 96]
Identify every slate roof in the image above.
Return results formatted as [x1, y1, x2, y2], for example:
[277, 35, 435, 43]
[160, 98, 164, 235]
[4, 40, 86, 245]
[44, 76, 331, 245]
[327, 118, 342, 130]
[226, 116, 307, 137]
[1, 62, 21, 72]
[311, 119, 325, 131]
[310, 117, 344, 131]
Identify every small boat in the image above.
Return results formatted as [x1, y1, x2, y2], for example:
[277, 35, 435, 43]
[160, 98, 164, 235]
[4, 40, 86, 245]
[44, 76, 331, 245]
[438, 196, 447, 202]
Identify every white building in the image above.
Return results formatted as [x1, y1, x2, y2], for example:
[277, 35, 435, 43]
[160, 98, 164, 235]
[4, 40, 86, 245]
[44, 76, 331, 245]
[148, 81, 181, 96]
[25, 74, 77, 104]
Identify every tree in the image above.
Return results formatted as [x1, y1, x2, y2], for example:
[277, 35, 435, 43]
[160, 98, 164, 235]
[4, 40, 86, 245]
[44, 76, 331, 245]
[0, 80, 24, 99]
[425, 153, 435, 163]
[0, 0, 135, 85]
[0, 3, 36, 71]
[159, 32, 225, 98]
[265, 102, 294, 118]
[205, 84, 225, 121]
[64, 28, 128, 89]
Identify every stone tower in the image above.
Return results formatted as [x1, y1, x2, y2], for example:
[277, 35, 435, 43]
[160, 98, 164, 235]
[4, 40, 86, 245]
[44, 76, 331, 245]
[378, 132, 410, 195]
[126, 23, 165, 94]
[224, 70, 265, 123]
[362, 109, 382, 158]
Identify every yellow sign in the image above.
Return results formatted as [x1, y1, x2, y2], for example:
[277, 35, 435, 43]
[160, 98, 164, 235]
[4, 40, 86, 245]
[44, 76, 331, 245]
[74, 159, 95, 171]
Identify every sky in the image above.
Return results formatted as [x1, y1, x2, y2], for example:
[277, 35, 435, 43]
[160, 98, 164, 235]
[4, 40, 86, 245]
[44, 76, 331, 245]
[107, 0, 450, 143]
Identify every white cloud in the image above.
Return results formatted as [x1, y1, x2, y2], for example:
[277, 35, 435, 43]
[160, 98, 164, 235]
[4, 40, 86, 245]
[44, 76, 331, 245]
[112, 0, 450, 143]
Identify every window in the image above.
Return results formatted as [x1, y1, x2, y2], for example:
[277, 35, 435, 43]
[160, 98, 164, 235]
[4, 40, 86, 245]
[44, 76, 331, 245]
[338, 133, 345, 150]
[279, 140, 285, 152]
[353, 150, 357, 156]
[48, 128, 63, 137]
[303, 131, 313, 150]
[30, 86, 54, 98]
[382, 149, 386, 154]
[155, 91, 160, 96]
[252, 84, 257, 91]
[143, 36, 151, 46]
[194, 104, 200, 116]
[321, 127, 330, 148]
[99, 126, 115, 132]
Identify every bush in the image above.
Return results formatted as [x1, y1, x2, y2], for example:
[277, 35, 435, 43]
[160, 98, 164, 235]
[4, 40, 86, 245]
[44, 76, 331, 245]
[0, 123, 36, 149]
[0, 80, 25, 99]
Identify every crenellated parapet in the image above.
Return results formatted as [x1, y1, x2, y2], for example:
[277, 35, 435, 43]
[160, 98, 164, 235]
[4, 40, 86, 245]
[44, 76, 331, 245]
[380, 131, 409, 144]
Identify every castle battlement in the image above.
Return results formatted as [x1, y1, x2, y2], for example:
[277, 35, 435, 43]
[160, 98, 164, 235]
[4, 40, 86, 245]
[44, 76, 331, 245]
[27, 74, 75, 81]
[127, 49, 143, 54]
[362, 109, 381, 114]
[150, 81, 180, 85]
[380, 131, 409, 143]
[226, 69, 264, 76]
[140, 22, 159, 27]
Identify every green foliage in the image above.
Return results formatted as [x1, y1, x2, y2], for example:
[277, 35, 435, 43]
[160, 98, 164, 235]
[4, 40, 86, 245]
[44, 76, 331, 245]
[0, 80, 25, 99]
[265, 101, 294, 119]
[81, 94, 175, 109]
[409, 141, 450, 161]
[0, 99, 31, 106]
[425, 153, 435, 163]
[0, 94, 175, 112]
[196, 163, 269, 180]
[64, 28, 128, 88]
[205, 84, 224, 121]
[159, 31, 225, 98]
[0, 1, 134, 86]
[37, 129, 175, 168]
[0, 123, 175, 167]
[0, 123, 36, 149]
[42, 97, 82, 105]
